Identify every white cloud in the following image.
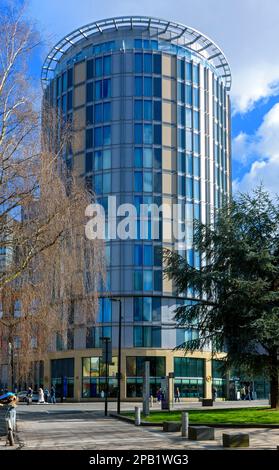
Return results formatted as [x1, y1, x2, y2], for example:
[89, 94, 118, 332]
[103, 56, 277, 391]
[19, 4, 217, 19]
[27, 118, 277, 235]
[231, 65, 279, 115]
[232, 132, 252, 164]
[27, 0, 279, 115]
[233, 103, 279, 195]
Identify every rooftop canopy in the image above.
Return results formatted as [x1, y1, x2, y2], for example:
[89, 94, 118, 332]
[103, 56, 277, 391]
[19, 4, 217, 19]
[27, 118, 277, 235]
[42, 15, 231, 90]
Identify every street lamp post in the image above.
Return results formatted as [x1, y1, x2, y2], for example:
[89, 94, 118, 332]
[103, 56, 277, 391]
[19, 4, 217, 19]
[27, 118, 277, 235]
[111, 298, 122, 415]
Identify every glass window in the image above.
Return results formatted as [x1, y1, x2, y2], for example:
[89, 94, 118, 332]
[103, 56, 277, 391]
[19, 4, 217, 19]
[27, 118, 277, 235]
[135, 171, 143, 192]
[144, 100, 152, 120]
[87, 82, 93, 102]
[67, 90, 72, 110]
[178, 59, 185, 80]
[86, 105, 94, 125]
[187, 249, 194, 266]
[87, 59, 94, 80]
[152, 297, 161, 320]
[94, 150, 102, 170]
[103, 102, 111, 121]
[85, 152, 93, 173]
[193, 88, 199, 108]
[194, 203, 200, 220]
[178, 128, 185, 150]
[186, 108, 192, 128]
[143, 124, 152, 144]
[154, 270, 162, 291]
[143, 270, 152, 290]
[143, 148, 152, 167]
[153, 54, 161, 74]
[135, 53, 143, 73]
[178, 106, 185, 126]
[95, 80, 102, 100]
[86, 129, 93, 148]
[95, 57, 102, 77]
[135, 148, 142, 167]
[152, 327, 161, 347]
[186, 177, 193, 199]
[143, 171, 152, 192]
[94, 174, 102, 194]
[178, 82, 185, 102]
[153, 77, 161, 98]
[142, 297, 152, 321]
[154, 124, 161, 146]
[186, 130, 192, 152]
[194, 157, 200, 177]
[134, 298, 142, 321]
[153, 101, 161, 121]
[144, 54, 152, 73]
[135, 124, 143, 144]
[102, 298, 112, 322]
[134, 326, 143, 347]
[194, 133, 200, 154]
[103, 79, 111, 98]
[103, 55, 111, 75]
[94, 127, 102, 147]
[103, 149, 111, 169]
[62, 94, 66, 114]
[193, 64, 199, 85]
[56, 76, 61, 96]
[143, 245, 152, 266]
[186, 153, 193, 174]
[135, 39, 142, 49]
[177, 152, 185, 173]
[186, 62, 192, 82]
[154, 148, 161, 169]
[134, 244, 143, 266]
[135, 100, 143, 120]
[193, 111, 199, 130]
[144, 77, 152, 96]
[134, 270, 143, 291]
[186, 85, 192, 105]
[67, 68, 73, 88]
[103, 125, 111, 145]
[178, 175, 185, 196]
[103, 173, 111, 194]
[194, 179, 200, 200]
[135, 77, 142, 96]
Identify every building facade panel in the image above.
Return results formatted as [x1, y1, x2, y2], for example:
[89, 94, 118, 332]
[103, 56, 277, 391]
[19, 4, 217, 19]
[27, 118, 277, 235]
[41, 16, 232, 401]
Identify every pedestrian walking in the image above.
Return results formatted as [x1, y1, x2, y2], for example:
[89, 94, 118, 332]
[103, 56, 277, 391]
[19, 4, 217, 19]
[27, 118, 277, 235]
[240, 385, 245, 400]
[50, 384, 56, 404]
[44, 387, 50, 403]
[38, 387, 45, 404]
[26, 386, 33, 405]
[174, 387, 181, 402]
[212, 386, 217, 401]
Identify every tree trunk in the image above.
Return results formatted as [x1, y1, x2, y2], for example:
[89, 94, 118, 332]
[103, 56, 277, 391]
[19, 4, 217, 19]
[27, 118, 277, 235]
[270, 361, 279, 409]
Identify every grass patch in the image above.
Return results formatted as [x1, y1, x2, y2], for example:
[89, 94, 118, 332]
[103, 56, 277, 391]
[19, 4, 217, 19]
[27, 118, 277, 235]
[122, 408, 279, 425]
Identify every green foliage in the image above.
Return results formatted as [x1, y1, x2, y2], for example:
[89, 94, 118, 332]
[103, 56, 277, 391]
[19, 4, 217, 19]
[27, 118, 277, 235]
[164, 187, 279, 383]
[124, 408, 279, 425]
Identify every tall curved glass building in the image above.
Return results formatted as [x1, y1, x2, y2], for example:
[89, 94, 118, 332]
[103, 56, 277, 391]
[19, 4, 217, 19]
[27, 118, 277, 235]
[42, 16, 232, 401]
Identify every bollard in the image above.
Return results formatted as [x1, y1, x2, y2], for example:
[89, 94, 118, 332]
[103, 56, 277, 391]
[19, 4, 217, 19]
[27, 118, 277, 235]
[135, 406, 141, 426]
[150, 395, 153, 408]
[181, 411, 189, 438]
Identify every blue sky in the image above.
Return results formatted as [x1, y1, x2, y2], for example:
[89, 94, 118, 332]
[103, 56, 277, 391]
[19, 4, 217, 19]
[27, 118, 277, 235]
[22, 0, 279, 195]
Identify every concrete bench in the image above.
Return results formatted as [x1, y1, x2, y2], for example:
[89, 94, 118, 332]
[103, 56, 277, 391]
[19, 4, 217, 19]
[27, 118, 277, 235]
[222, 433, 249, 448]
[201, 398, 213, 406]
[163, 421, 181, 432]
[188, 426, 215, 440]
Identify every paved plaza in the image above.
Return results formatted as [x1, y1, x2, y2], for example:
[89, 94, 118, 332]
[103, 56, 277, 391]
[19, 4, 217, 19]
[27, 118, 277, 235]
[0, 401, 278, 450]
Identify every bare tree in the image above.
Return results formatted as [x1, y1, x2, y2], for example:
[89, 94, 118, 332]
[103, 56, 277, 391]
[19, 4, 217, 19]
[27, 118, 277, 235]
[0, 4, 104, 388]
